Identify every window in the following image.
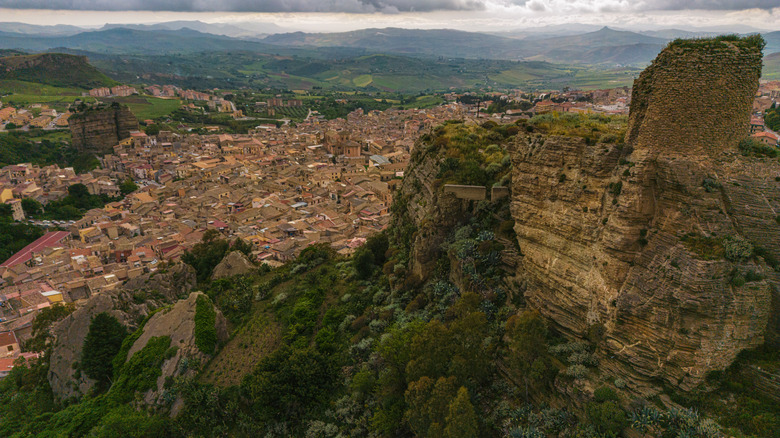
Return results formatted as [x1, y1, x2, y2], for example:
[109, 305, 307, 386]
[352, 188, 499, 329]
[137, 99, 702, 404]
[7, 345, 13, 352]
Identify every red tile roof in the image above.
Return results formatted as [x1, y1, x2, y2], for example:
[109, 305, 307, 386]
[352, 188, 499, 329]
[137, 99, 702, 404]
[0, 231, 70, 268]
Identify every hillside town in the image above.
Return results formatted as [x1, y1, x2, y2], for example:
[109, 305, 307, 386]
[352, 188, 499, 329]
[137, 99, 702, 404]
[1, 78, 779, 367]
[0, 102, 467, 348]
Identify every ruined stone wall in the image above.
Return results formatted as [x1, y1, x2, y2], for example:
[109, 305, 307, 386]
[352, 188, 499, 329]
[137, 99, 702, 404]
[626, 38, 762, 157]
[69, 105, 138, 154]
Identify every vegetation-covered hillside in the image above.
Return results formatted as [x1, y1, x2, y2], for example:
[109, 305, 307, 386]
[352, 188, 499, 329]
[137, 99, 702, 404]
[0, 53, 116, 89]
[0, 119, 775, 437]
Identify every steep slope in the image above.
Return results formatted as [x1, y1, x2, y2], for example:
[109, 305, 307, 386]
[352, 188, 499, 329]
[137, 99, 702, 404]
[48, 264, 197, 399]
[68, 104, 139, 153]
[511, 35, 773, 392]
[0, 53, 115, 88]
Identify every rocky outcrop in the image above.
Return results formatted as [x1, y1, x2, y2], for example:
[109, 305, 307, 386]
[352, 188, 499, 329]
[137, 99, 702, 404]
[212, 251, 255, 279]
[69, 104, 138, 154]
[509, 37, 773, 392]
[393, 144, 468, 282]
[47, 263, 197, 400]
[123, 292, 228, 412]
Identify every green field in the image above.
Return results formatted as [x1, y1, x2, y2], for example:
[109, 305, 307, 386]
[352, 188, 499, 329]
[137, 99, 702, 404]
[762, 53, 780, 80]
[105, 96, 183, 120]
[352, 74, 373, 87]
[0, 79, 96, 110]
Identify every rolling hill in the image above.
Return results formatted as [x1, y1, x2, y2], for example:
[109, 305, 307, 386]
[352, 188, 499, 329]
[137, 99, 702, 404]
[263, 26, 669, 66]
[0, 53, 116, 89]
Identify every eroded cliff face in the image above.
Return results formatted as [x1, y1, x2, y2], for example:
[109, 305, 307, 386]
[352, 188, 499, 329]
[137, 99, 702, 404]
[68, 104, 138, 154]
[510, 37, 774, 391]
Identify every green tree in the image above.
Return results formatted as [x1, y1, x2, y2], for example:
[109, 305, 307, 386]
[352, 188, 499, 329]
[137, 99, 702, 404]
[232, 237, 253, 258]
[506, 309, 549, 400]
[242, 346, 336, 422]
[81, 313, 128, 389]
[587, 400, 628, 437]
[352, 246, 375, 279]
[21, 198, 43, 217]
[404, 376, 458, 437]
[0, 204, 12, 220]
[444, 387, 478, 438]
[68, 183, 90, 200]
[119, 178, 138, 196]
[145, 124, 161, 136]
[365, 233, 389, 265]
[182, 231, 231, 282]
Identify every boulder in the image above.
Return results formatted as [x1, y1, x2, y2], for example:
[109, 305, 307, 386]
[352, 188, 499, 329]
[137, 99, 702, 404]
[212, 250, 255, 279]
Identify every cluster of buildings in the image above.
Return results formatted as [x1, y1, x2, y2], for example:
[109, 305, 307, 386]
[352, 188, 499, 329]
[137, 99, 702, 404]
[145, 84, 215, 102]
[747, 81, 780, 146]
[0, 104, 69, 130]
[87, 85, 138, 98]
[0, 162, 122, 221]
[462, 87, 633, 120]
[0, 103, 466, 349]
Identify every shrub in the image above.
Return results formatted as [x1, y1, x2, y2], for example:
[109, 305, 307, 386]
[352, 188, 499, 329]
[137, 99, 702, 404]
[608, 181, 622, 197]
[111, 335, 171, 403]
[194, 295, 218, 355]
[564, 364, 588, 379]
[593, 386, 619, 403]
[587, 400, 628, 437]
[702, 178, 722, 193]
[723, 235, 753, 262]
[81, 313, 128, 389]
[738, 138, 778, 158]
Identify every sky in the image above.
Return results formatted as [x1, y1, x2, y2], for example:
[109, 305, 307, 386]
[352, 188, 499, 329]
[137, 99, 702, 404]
[0, 0, 778, 32]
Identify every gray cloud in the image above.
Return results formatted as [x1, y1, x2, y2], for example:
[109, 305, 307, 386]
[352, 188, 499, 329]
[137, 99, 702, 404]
[0, 0, 487, 12]
[639, 0, 780, 10]
[0, 0, 775, 12]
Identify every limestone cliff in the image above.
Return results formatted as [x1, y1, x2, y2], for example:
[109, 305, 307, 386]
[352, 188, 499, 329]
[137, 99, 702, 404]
[68, 104, 138, 154]
[510, 36, 773, 392]
[398, 36, 775, 395]
[48, 263, 197, 400]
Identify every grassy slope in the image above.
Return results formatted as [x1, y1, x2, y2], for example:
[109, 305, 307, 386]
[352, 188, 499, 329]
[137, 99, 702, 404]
[763, 52, 780, 80]
[104, 96, 183, 120]
[0, 53, 116, 89]
[0, 79, 96, 110]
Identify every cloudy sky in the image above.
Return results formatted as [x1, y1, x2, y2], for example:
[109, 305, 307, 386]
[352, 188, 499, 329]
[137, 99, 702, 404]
[0, 0, 777, 32]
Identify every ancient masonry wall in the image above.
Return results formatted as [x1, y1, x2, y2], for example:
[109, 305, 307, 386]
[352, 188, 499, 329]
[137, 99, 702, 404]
[626, 38, 762, 156]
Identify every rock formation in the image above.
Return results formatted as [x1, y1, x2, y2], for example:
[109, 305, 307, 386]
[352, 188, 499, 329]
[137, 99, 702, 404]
[48, 263, 196, 399]
[397, 36, 776, 395]
[510, 36, 772, 392]
[123, 291, 228, 411]
[212, 251, 255, 279]
[68, 103, 138, 154]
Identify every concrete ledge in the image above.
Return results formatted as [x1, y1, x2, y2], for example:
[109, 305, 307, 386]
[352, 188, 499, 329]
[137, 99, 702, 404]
[443, 184, 487, 200]
[492, 186, 510, 200]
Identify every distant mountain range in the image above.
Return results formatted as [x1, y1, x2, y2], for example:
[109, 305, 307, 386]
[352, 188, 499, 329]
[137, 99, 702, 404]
[0, 23, 778, 68]
[261, 27, 670, 65]
[2, 23, 780, 94]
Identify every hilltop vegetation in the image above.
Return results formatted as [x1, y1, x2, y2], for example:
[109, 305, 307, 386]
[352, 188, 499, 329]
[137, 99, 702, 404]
[0, 53, 116, 89]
